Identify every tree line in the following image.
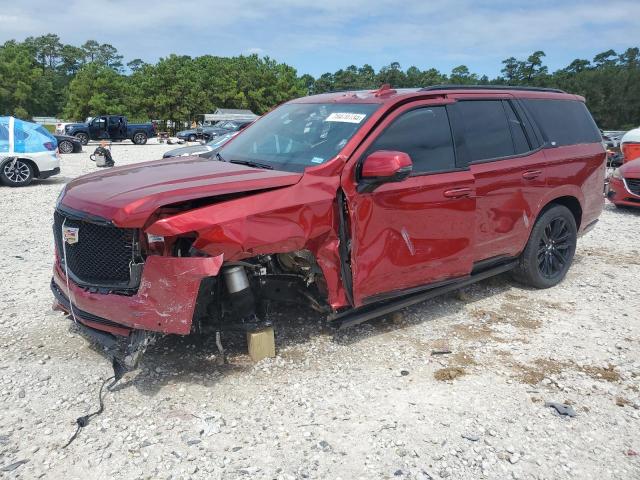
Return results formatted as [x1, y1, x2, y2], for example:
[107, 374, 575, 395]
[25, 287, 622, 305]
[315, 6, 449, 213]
[1, 34, 639, 130]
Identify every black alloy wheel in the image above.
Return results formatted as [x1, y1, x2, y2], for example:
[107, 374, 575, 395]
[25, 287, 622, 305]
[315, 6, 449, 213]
[537, 217, 572, 279]
[512, 204, 577, 289]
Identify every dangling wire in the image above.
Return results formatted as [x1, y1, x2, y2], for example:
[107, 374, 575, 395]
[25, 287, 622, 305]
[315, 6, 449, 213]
[61, 218, 78, 325]
[62, 375, 115, 448]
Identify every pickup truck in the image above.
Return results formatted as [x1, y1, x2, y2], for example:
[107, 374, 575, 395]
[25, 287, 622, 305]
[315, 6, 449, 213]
[64, 115, 156, 145]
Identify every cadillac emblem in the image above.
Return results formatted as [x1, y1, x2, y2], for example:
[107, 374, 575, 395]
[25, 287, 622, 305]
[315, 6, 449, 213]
[62, 226, 79, 245]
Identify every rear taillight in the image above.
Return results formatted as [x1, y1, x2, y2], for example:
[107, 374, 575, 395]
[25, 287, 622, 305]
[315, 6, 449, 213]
[622, 143, 640, 163]
[44, 142, 56, 151]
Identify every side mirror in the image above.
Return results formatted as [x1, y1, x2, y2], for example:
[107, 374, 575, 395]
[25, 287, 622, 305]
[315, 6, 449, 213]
[359, 150, 412, 193]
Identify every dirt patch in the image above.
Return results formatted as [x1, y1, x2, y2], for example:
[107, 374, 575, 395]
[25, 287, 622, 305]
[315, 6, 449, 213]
[451, 352, 477, 367]
[434, 367, 467, 381]
[615, 396, 631, 407]
[579, 364, 620, 382]
[514, 358, 566, 385]
[513, 358, 620, 385]
[578, 247, 640, 266]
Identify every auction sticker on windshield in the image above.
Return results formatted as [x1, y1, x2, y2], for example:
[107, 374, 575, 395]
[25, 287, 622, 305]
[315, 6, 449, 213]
[325, 112, 367, 123]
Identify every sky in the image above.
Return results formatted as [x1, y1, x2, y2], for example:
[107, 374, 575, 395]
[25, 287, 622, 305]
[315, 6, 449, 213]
[1, 0, 639, 77]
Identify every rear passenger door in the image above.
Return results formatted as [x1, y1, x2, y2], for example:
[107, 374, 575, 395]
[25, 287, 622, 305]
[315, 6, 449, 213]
[344, 100, 476, 306]
[448, 96, 547, 262]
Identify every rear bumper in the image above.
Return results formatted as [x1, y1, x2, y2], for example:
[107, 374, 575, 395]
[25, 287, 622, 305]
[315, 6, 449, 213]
[52, 254, 224, 335]
[607, 176, 640, 207]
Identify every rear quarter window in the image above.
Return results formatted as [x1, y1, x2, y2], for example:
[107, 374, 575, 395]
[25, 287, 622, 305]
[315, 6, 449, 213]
[522, 99, 601, 147]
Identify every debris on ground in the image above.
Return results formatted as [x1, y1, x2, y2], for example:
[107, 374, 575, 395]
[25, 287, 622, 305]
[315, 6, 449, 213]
[545, 401, 577, 417]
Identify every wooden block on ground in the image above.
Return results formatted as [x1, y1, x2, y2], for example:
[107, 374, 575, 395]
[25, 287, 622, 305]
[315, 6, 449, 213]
[247, 327, 276, 362]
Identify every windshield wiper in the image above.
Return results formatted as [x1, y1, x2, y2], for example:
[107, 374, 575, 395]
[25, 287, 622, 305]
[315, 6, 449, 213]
[215, 152, 225, 162]
[229, 159, 273, 170]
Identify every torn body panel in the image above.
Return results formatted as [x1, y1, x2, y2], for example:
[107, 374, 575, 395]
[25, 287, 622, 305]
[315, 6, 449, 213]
[53, 255, 223, 335]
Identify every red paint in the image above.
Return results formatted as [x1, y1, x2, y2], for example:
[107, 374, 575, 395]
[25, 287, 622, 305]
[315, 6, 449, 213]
[53, 255, 223, 335]
[61, 156, 302, 228]
[608, 157, 640, 208]
[55, 87, 605, 336]
[361, 151, 412, 178]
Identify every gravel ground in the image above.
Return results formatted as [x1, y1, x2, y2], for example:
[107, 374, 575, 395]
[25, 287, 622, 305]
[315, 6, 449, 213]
[0, 141, 639, 480]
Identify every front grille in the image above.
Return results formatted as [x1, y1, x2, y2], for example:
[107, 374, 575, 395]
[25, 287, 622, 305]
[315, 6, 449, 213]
[53, 210, 137, 287]
[626, 178, 640, 196]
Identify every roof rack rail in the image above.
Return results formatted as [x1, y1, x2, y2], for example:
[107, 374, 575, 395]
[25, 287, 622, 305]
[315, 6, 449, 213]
[419, 85, 566, 94]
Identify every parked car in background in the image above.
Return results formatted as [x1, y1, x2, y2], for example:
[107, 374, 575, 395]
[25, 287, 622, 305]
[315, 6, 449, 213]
[54, 134, 83, 154]
[176, 120, 252, 142]
[163, 131, 239, 159]
[620, 127, 640, 164]
[608, 157, 640, 208]
[51, 85, 605, 369]
[1, 116, 60, 187]
[602, 130, 626, 149]
[55, 122, 72, 135]
[64, 115, 157, 145]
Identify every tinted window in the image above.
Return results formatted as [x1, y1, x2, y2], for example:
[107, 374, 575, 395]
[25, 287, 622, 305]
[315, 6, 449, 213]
[522, 99, 601, 146]
[367, 106, 455, 174]
[504, 101, 530, 154]
[457, 100, 514, 162]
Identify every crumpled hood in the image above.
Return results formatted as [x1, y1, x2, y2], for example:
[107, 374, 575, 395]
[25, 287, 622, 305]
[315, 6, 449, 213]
[621, 157, 640, 177]
[60, 156, 302, 227]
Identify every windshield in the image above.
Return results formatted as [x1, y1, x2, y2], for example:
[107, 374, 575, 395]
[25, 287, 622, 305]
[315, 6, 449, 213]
[219, 103, 379, 172]
[207, 132, 236, 147]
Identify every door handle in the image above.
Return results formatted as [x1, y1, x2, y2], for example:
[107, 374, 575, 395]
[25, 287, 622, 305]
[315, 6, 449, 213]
[443, 187, 472, 198]
[522, 170, 542, 180]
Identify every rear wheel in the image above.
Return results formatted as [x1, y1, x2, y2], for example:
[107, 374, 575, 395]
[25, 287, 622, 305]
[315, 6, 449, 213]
[1, 159, 34, 187]
[132, 132, 148, 145]
[58, 140, 75, 154]
[75, 132, 89, 145]
[188, 134, 197, 142]
[512, 205, 577, 289]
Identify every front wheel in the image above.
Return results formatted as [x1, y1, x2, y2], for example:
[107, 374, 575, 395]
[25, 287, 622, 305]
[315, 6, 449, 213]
[75, 132, 89, 145]
[188, 134, 197, 142]
[512, 205, 577, 289]
[132, 132, 148, 145]
[1, 159, 34, 187]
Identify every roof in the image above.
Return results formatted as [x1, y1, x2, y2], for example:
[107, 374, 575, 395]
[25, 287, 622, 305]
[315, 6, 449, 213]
[292, 85, 581, 105]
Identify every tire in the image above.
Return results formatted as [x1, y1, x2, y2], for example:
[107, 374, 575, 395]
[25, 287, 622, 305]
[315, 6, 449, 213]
[132, 132, 148, 145]
[75, 132, 89, 145]
[1, 158, 34, 187]
[188, 134, 197, 142]
[58, 140, 74, 154]
[512, 204, 577, 289]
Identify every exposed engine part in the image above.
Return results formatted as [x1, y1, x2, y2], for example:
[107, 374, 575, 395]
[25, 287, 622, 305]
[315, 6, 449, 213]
[222, 265, 257, 321]
[276, 250, 321, 285]
[223, 266, 251, 293]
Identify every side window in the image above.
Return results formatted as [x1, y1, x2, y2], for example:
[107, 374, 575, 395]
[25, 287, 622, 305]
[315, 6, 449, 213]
[504, 101, 530, 154]
[522, 99, 602, 146]
[367, 106, 456, 174]
[456, 100, 514, 162]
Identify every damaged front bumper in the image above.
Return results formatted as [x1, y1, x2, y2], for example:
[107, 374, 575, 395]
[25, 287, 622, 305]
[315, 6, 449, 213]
[52, 254, 224, 336]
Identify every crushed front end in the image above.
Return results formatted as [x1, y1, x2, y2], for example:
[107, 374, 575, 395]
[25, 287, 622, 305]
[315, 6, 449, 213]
[51, 205, 228, 370]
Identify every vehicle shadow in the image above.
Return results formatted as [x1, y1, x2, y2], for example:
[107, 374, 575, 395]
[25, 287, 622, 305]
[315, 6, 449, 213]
[124, 272, 516, 396]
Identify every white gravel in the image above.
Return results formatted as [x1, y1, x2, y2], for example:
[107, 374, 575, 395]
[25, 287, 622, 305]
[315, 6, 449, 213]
[0, 141, 639, 479]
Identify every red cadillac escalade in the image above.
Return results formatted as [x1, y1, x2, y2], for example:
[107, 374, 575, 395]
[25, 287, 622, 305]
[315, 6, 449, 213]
[51, 85, 605, 368]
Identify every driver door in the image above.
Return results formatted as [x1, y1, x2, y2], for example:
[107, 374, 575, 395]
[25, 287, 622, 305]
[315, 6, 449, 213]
[342, 100, 476, 306]
[90, 117, 108, 140]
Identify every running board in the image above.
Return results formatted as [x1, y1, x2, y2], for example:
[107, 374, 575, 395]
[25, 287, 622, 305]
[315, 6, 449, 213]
[332, 261, 518, 330]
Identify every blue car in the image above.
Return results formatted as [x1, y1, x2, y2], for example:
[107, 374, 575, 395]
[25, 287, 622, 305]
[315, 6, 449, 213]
[0, 117, 60, 187]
